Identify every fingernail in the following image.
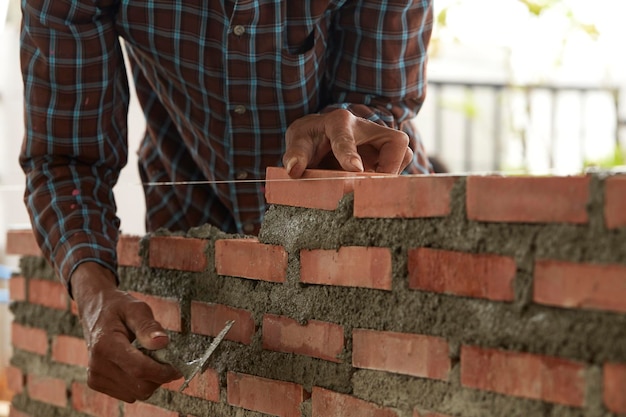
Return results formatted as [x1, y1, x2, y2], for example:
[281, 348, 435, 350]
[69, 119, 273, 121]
[150, 331, 167, 339]
[286, 157, 297, 174]
[350, 157, 364, 172]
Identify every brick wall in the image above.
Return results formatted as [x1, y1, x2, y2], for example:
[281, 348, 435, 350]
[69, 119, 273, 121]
[5, 168, 626, 417]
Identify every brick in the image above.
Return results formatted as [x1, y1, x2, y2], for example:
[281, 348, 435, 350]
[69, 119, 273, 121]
[164, 368, 220, 402]
[312, 387, 398, 417]
[129, 292, 182, 332]
[408, 248, 516, 302]
[604, 363, 626, 413]
[190, 301, 255, 345]
[8, 407, 31, 417]
[52, 335, 88, 367]
[413, 410, 453, 417]
[124, 401, 178, 417]
[605, 175, 626, 229]
[215, 238, 287, 283]
[265, 166, 358, 210]
[262, 314, 344, 363]
[300, 246, 392, 290]
[460, 345, 585, 406]
[466, 176, 590, 224]
[28, 278, 68, 310]
[534, 260, 626, 313]
[353, 329, 450, 380]
[26, 374, 67, 407]
[227, 372, 306, 417]
[354, 175, 457, 218]
[149, 236, 207, 272]
[6, 229, 40, 256]
[9, 276, 26, 301]
[11, 323, 47, 355]
[117, 235, 142, 267]
[71, 382, 120, 417]
[6, 366, 24, 395]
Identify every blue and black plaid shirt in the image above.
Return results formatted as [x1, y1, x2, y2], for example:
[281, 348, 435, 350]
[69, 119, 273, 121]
[20, 0, 433, 287]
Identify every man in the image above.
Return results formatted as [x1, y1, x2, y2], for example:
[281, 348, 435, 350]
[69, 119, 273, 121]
[20, 0, 433, 402]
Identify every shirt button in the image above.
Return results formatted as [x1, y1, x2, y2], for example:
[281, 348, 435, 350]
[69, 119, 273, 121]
[242, 222, 255, 234]
[234, 104, 247, 115]
[233, 25, 246, 36]
[236, 170, 248, 180]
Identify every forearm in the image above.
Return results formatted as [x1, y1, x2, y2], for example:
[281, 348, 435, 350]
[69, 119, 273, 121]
[323, 0, 433, 125]
[20, 0, 129, 291]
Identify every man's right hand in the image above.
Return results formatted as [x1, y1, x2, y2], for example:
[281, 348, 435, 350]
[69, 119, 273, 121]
[71, 262, 182, 402]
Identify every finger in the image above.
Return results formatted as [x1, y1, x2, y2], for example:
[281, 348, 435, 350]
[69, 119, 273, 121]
[283, 121, 335, 177]
[282, 141, 314, 178]
[90, 327, 181, 386]
[323, 110, 364, 172]
[367, 132, 410, 174]
[122, 300, 170, 350]
[88, 362, 160, 403]
[399, 146, 414, 173]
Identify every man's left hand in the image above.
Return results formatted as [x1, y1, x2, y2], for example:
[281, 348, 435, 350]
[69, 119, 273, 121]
[282, 109, 413, 178]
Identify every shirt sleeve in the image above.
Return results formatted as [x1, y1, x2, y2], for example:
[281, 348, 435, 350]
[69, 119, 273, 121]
[19, 0, 129, 293]
[320, 0, 433, 173]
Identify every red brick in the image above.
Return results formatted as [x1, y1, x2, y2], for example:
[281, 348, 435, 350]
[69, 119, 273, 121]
[11, 323, 47, 355]
[164, 368, 220, 402]
[6, 366, 24, 395]
[265, 167, 358, 210]
[190, 301, 255, 345]
[149, 236, 207, 272]
[52, 335, 88, 367]
[352, 329, 450, 380]
[117, 235, 142, 267]
[71, 382, 120, 417]
[5, 229, 40, 256]
[215, 238, 287, 283]
[466, 176, 590, 224]
[354, 175, 457, 218]
[28, 279, 68, 310]
[460, 345, 585, 406]
[129, 292, 182, 332]
[408, 248, 516, 302]
[9, 276, 26, 301]
[604, 362, 626, 413]
[262, 314, 344, 363]
[605, 175, 626, 229]
[124, 401, 178, 417]
[300, 246, 392, 290]
[534, 260, 626, 313]
[27, 374, 67, 407]
[312, 387, 398, 417]
[227, 372, 306, 417]
[413, 410, 453, 417]
[8, 407, 31, 417]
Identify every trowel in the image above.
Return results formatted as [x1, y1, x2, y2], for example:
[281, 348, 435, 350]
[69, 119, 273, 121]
[135, 320, 234, 392]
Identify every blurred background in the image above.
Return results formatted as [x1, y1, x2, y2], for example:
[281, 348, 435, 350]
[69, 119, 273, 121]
[0, 0, 625, 410]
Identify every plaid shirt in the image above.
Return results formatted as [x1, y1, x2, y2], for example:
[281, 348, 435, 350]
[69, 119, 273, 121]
[19, 0, 433, 288]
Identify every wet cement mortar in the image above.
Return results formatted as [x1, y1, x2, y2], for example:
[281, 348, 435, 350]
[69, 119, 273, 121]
[11, 174, 626, 417]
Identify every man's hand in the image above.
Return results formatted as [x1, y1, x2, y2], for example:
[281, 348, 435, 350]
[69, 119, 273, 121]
[282, 109, 413, 178]
[71, 262, 182, 402]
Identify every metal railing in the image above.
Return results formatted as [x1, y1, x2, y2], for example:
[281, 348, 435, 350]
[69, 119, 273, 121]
[421, 80, 623, 173]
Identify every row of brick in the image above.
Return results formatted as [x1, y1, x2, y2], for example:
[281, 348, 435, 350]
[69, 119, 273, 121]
[10, 318, 626, 414]
[265, 167, 626, 228]
[9, 232, 626, 316]
[6, 371, 459, 417]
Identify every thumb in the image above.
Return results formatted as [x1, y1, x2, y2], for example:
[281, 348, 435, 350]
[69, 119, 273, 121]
[123, 300, 170, 351]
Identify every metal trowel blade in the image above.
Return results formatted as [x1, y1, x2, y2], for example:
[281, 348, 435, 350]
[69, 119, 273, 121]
[178, 320, 234, 392]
